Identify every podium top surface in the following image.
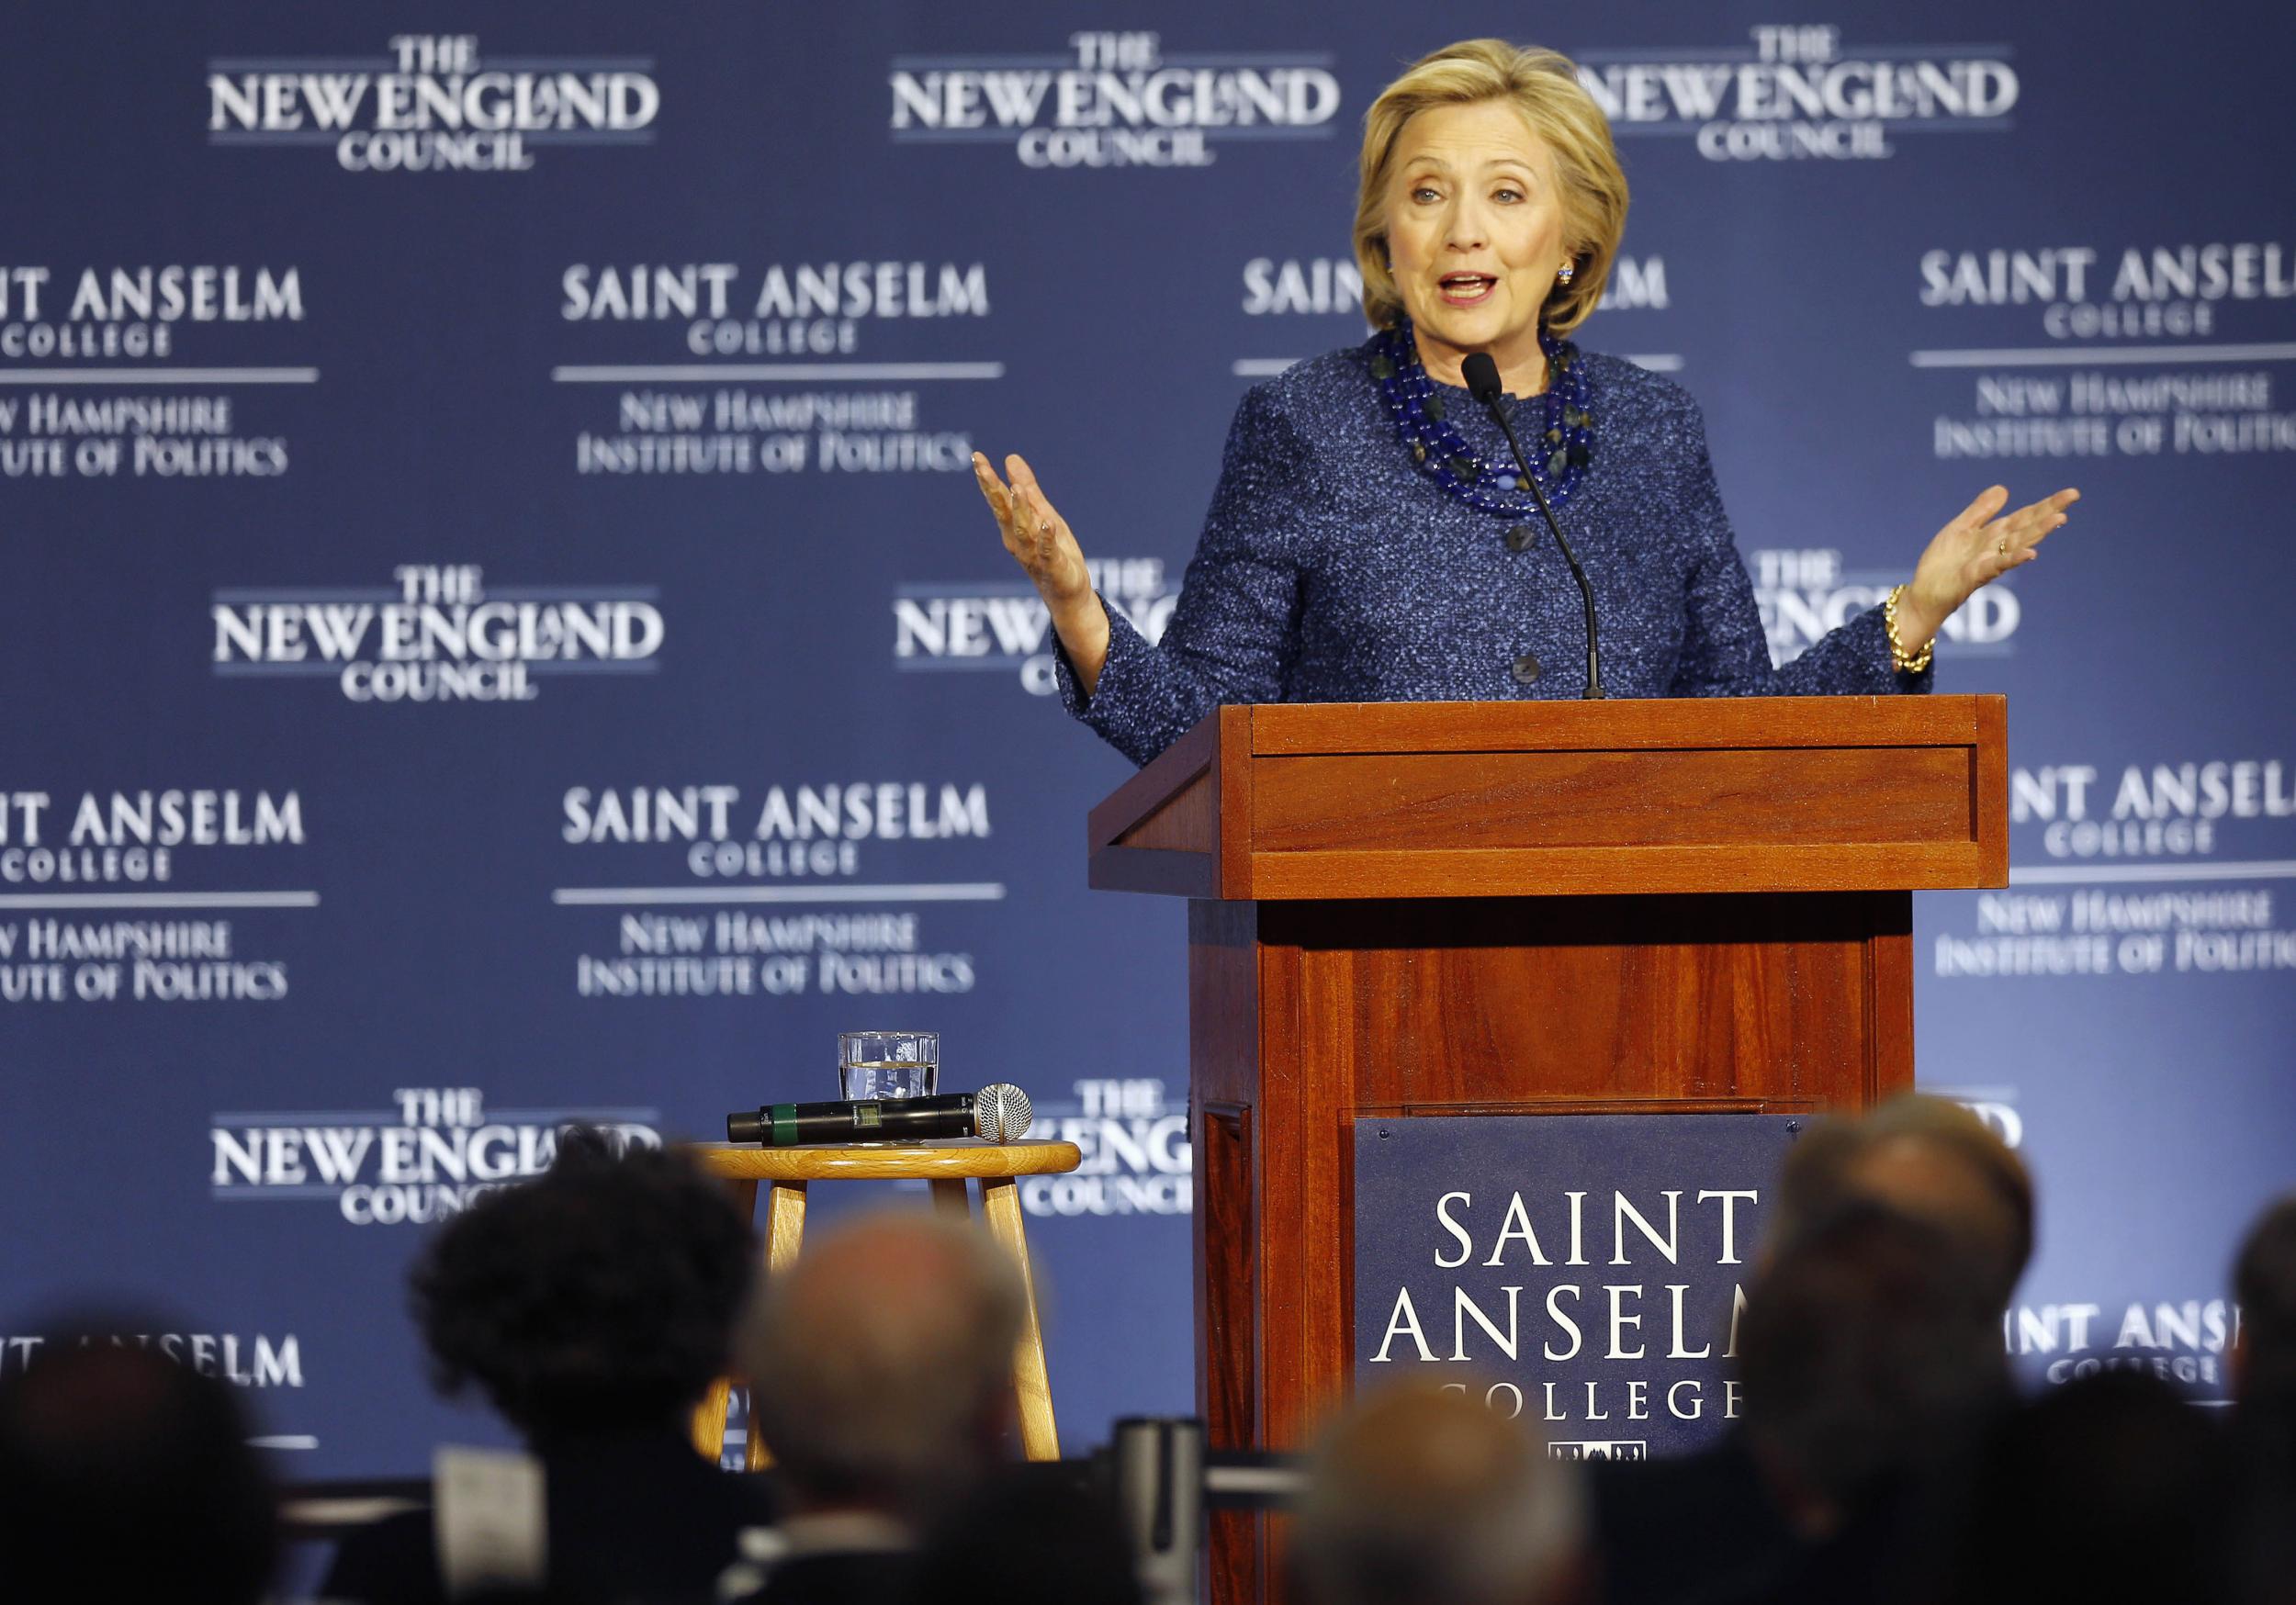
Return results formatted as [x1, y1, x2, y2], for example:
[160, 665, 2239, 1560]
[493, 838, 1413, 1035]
[1086, 696, 2007, 901]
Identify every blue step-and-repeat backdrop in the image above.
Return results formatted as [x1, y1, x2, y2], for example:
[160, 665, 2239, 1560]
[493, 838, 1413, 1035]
[3, 2, 2291, 1475]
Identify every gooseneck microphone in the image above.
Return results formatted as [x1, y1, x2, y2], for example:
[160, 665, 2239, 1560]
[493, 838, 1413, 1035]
[1461, 351, 1604, 700]
[726, 1083, 1033, 1147]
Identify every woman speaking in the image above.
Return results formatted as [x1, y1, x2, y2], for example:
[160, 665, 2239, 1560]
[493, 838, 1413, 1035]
[972, 39, 2077, 769]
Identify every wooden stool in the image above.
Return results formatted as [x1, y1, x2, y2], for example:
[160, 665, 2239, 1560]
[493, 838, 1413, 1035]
[688, 1138, 1083, 1470]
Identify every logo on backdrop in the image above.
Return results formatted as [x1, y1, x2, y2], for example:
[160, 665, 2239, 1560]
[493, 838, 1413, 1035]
[555, 264, 990, 477]
[210, 1088, 662, 1226]
[0, 265, 305, 481]
[555, 782, 996, 998]
[0, 1330, 304, 1390]
[888, 31, 1340, 168]
[560, 262, 990, 365]
[2010, 759, 2296, 865]
[207, 35, 658, 173]
[210, 565, 663, 703]
[1022, 1079, 1191, 1218]
[1, 788, 306, 1005]
[1933, 760, 2296, 980]
[2008, 1297, 2234, 1397]
[1919, 241, 2296, 344]
[895, 559, 1178, 696]
[1242, 258, 1365, 320]
[1916, 243, 2296, 463]
[1751, 548, 2019, 661]
[0, 789, 301, 889]
[0, 264, 300, 365]
[1574, 25, 2017, 162]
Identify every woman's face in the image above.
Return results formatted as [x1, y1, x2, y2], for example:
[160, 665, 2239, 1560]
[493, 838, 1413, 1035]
[1382, 98, 1570, 384]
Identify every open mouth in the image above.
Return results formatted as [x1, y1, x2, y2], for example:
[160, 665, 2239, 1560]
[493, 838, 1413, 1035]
[1438, 273, 1499, 306]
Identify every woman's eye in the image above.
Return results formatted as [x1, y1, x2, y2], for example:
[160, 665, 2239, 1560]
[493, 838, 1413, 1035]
[1493, 186, 1524, 203]
[1411, 185, 1441, 203]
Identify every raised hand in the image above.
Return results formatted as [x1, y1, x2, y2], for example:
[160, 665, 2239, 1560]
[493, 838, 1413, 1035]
[971, 451, 1111, 691]
[1896, 485, 2081, 651]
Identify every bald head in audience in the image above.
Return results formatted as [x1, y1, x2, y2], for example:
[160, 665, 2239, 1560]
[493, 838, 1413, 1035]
[740, 1211, 1025, 1522]
[1774, 1094, 2033, 1310]
[1292, 1382, 1587, 1605]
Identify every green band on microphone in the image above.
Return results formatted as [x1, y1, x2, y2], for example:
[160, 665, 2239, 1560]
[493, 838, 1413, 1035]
[770, 1103, 797, 1147]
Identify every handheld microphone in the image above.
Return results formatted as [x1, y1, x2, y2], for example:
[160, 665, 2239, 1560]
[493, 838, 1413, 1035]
[1461, 351, 1604, 700]
[726, 1083, 1033, 1147]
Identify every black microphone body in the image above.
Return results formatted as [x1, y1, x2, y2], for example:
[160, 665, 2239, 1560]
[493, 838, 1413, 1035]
[728, 1093, 980, 1147]
[1460, 351, 1604, 700]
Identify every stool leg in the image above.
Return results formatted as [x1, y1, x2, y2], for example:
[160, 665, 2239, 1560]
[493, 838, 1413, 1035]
[692, 1179, 760, 1463]
[746, 1180, 808, 1472]
[929, 1178, 972, 1220]
[765, 1179, 808, 1274]
[980, 1175, 1059, 1461]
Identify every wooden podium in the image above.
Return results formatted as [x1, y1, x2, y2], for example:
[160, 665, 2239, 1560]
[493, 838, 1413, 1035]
[1086, 696, 2007, 1605]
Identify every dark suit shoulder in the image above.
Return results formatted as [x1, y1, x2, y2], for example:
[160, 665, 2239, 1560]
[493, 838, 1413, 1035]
[751, 1549, 919, 1605]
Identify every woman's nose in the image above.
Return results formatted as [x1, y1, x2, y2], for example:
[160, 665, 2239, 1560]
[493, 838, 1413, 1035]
[1444, 201, 1488, 253]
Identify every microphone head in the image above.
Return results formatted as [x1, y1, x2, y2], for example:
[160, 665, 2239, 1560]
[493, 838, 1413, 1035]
[1460, 352, 1503, 404]
[972, 1083, 1033, 1144]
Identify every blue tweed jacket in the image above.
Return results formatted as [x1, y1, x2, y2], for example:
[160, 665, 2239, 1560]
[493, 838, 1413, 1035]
[1057, 337, 1928, 768]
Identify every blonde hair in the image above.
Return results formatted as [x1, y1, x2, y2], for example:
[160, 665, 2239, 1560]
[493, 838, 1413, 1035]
[1353, 39, 1628, 336]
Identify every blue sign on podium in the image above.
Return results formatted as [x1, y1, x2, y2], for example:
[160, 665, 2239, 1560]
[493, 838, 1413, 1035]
[1354, 1113, 1802, 1459]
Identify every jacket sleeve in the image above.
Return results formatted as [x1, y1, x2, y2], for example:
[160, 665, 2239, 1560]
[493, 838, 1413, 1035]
[1053, 384, 1318, 766]
[1665, 395, 1931, 699]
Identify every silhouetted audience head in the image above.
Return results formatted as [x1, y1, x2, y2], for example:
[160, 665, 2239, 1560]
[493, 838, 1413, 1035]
[1773, 1094, 2033, 1310]
[0, 1328, 278, 1605]
[411, 1129, 755, 1438]
[1739, 1200, 2008, 1536]
[2235, 1193, 2296, 1427]
[740, 1210, 1026, 1521]
[1291, 1381, 1586, 1605]
[1941, 1369, 2239, 1604]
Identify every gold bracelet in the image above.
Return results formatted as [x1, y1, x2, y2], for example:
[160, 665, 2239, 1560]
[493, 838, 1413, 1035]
[1884, 584, 1934, 675]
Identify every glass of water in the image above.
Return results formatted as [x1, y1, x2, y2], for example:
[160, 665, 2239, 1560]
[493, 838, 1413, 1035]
[838, 1031, 939, 1102]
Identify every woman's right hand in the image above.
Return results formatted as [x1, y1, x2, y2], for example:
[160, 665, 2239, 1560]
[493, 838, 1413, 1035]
[972, 451, 1111, 692]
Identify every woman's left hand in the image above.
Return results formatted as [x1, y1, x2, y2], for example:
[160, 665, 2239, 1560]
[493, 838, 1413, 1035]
[1894, 484, 2081, 651]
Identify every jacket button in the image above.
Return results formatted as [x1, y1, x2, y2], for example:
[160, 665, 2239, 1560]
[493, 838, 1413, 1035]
[1504, 523, 1536, 553]
[1511, 652, 1542, 685]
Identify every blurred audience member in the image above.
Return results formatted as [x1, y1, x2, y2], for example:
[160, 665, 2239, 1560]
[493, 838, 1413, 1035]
[910, 1463, 1142, 1605]
[1773, 1093, 2032, 1311]
[1290, 1380, 1587, 1605]
[2231, 1193, 2296, 1600]
[2234, 1192, 2296, 1459]
[0, 1326, 279, 1605]
[1593, 1095, 2027, 1605]
[324, 1130, 765, 1604]
[1938, 1369, 2239, 1604]
[1732, 1202, 2009, 1602]
[727, 1210, 1027, 1605]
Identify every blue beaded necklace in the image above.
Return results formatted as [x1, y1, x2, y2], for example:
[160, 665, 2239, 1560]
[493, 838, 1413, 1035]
[1367, 316, 1593, 517]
